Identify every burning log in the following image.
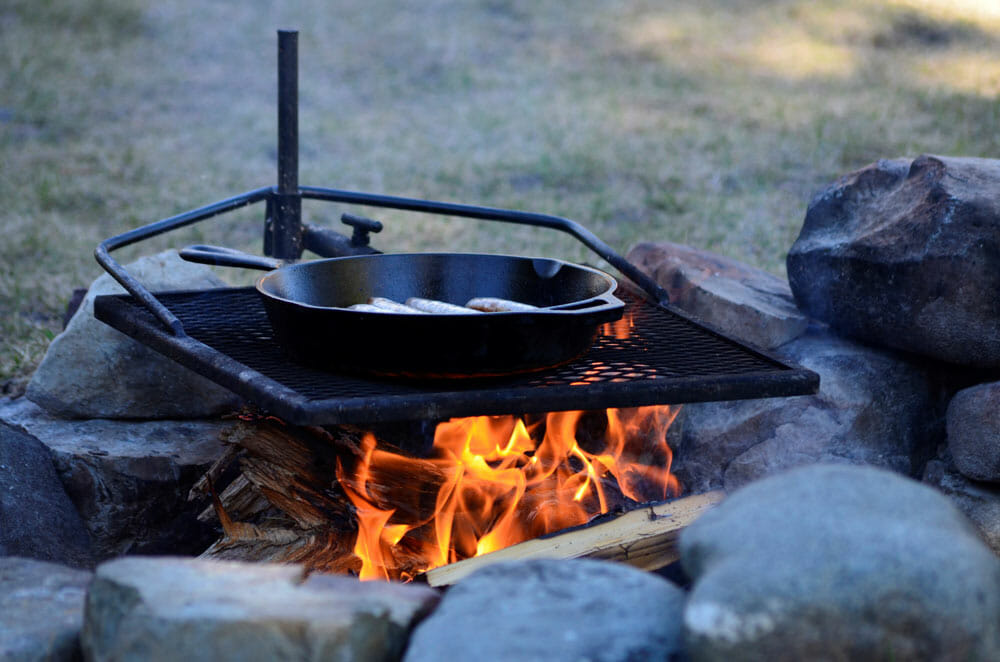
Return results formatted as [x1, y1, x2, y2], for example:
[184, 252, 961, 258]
[194, 407, 694, 582]
[423, 490, 724, 587]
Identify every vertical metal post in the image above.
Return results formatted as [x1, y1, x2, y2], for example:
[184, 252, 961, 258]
[265, 29, 303, 259]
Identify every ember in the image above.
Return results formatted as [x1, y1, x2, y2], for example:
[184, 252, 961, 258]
[335, 406, 681, 581]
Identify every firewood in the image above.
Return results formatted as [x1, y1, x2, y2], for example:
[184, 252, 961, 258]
[196, 418, 707, 584]
[195, 420, 364, 571]
[196, 474, 271, 524]
[188, 442, 242, 501]
[422, 489, 725, 587]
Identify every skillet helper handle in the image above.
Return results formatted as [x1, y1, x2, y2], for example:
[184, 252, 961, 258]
[548, 291, 624, 313]
[179, 245, 284, 271]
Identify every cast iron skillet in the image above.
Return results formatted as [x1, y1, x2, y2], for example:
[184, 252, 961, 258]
[179, 246, 624, 379]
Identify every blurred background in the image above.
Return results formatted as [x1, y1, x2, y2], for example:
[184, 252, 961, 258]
[2, 0, 999, 387]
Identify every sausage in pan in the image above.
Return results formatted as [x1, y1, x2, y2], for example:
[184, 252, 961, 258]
[368, 297, 427, 313]
[405, 297, 483, 314]
[465, 297, 539, 312]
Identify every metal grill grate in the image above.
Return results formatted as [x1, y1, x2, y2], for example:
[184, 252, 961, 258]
[95, 286, 818, 424]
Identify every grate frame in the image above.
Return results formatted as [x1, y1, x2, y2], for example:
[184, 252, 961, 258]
[94, 286, 818, 425]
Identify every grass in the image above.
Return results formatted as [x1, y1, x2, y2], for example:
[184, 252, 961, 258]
[2, 0, 1000, 386]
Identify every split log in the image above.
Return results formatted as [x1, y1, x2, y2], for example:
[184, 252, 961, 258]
[194, 418, 444, 575]
[193, 419, 364, 573]
[422, 489, 725, 587]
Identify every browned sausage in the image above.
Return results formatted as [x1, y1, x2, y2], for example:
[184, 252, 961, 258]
[465, 297, 539, 312]
[405, 297, 483, 314]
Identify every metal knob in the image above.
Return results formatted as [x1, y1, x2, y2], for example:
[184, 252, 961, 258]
[341, 213, 384, 247]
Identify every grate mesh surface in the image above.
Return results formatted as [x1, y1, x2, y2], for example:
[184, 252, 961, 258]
[170, 288, 773, 392]
[95, 286, 816, 423]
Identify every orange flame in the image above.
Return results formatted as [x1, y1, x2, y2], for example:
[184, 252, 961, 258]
[335, 406, 681, 581]
[601, 311, 635, 340]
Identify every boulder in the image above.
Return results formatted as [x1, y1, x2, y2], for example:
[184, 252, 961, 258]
[669, 328, 943, 494]
[0, 557, 92, 662]
[404, 558, 686, 662]
[680, 464, 1000, 661]
[26, 249, 241, 419]
[947, 381, 1000, 483]
[81, 557, 439, 662]
[628, 241, 808, 349]
[924, 456, 1000, 555]
[787, 155, 1000, 367]
[0, 422, 94, 569]
[0, 397, 227, 560]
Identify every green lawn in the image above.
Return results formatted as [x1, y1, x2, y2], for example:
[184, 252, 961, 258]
[3, 0, 999, 386]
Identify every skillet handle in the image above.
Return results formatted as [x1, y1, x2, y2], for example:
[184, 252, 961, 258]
[179, 245, 283, 271]
[548, 291, 624, 313]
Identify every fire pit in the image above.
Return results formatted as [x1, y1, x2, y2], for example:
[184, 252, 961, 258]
[90, 30, 817, 580]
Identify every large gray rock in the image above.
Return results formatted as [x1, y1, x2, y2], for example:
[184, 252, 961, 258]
[1, 557, 92, 662]
[404, 559, 686, 662]
[1, 397, 227, 560]
[628, 241, 808, 349]
[947, 381, 1000, 483]
[26, 249, 241, 419]
[1, 422, 94, 569]
[924, 456, 1000, 555]
[82, 557, 439, 662]
[787, 155, 1000, 367]
[670, 328, 943, 494]
[680, 464, 1000, 661]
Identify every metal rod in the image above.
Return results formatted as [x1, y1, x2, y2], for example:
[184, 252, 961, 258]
[277, 30, 298, 196]
[299, 186, 671, 305]
[267, 29, 302, 259]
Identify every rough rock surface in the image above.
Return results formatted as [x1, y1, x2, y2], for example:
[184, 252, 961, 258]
[0, 422, 94, 569]
[787, 154, 1000, 367]
[947, 381, 1000, 483]
[404, 559, 686, 662]
[0, 397, 227, 560]
[26, 249, 241, 419]
[670, 328, 943, 494]
[680, 464, 1000, 661]
[628, 241, 808, 349]
[82, 557, 439, 662]
[1, 557, 92, 662]
[924, 456, 1000, 555]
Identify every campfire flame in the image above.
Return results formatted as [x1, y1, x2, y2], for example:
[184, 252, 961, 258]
[335, 406, 681, 581]
[601, 310, 635, 340]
